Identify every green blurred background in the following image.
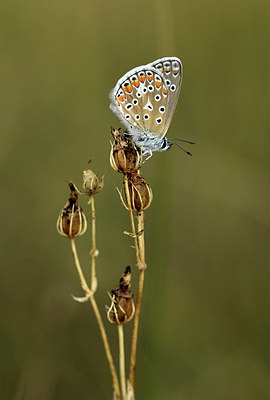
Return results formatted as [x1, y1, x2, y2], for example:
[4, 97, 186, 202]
[1, 0, 270, 398]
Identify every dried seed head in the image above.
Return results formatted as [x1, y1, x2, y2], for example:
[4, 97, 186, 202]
[57, 182, 87, 238]
[83, 169, 104, 196]
[124, 173, 153, 211]
[107, 266, 135, 325]
[110, 127, 142, 173]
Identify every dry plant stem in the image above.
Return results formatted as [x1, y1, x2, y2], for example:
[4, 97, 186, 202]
[70, 239, 121, 400]
[129, 269, 144, 388]
[118, 324, 127, 400]
[90, 194, 97, 291]
[123, 176, 146, 390]
[129, 212, 146, 388]
[70, 238, 90, 294]
[123, 174, 141, 268]
[89, 296, 121, 400]
[137, 212, 146, 268]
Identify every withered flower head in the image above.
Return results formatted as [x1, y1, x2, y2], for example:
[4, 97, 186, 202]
[57, 182, 87, 238]
[110, 127, 142, 173]
[124, 172, 153, 211]
[107, 266, 135, 325]
[83, 169, 104, 197]
[82, 157, 104, 198]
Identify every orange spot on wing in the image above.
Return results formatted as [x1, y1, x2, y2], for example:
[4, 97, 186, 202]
[147, 75, 153, 81]
[118, 95, 125, 102]
[124, 85, 132, 93]
[162, 87, 167, 95]
[132, 80, 139, 88]
[139, 75, 145, 83]
[155, 81, 162, 88]
[164, 68, 171, 72]
[117, 101, 120, 106]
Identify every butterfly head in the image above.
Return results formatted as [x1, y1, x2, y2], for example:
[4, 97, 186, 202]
[161, 137, 172, 152]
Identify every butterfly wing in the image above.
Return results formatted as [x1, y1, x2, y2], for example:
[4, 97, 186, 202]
[148, 57, 182, 136]
[110, 65, 170, 140]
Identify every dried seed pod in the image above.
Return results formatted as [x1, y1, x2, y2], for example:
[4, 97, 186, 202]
[83, 169, 104, 197]
[107, 266, 135, 325]
[110, 127, 142, 173]
[124, 173, 153, 211]
[57, 182, 87, 238]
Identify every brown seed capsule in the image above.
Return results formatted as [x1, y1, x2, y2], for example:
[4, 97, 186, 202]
[107, 266, 135, 325]
[110, 127, 142, 173]
[57, 182, 87, 238]
[124, 173, 153, 211]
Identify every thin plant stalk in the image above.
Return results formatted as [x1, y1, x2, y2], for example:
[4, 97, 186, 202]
[118, 324, 127, 399]
[123, 174, 142, 268]
[70, 238, 91, 294]
[123, 173, 147, 390]
[90, 194, 98, 292]
[129, 211, 146, 388]
[137, 212, 146, 268]
[70, 238, 121, 400]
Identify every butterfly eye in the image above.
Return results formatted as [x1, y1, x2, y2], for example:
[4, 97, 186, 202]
[161, 139, 167, 149]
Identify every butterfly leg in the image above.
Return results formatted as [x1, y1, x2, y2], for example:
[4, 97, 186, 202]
[142, 150, 153, 163]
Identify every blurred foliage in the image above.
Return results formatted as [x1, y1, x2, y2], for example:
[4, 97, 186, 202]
[1, 0, 270, 399]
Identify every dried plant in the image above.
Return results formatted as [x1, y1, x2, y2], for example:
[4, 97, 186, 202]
[56, 132, 155, 399]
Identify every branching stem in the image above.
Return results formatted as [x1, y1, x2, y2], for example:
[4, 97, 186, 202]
[70, 238, 121, 400]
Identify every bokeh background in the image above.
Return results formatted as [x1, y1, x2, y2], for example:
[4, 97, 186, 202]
[1, 0, 270, 398]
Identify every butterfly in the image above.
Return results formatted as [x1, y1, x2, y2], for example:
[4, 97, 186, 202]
[109, 56, 191, 160]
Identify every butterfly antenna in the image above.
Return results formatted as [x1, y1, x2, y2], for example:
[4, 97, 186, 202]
[169, 138, 196, 145]
[170, 140, 193, 156]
